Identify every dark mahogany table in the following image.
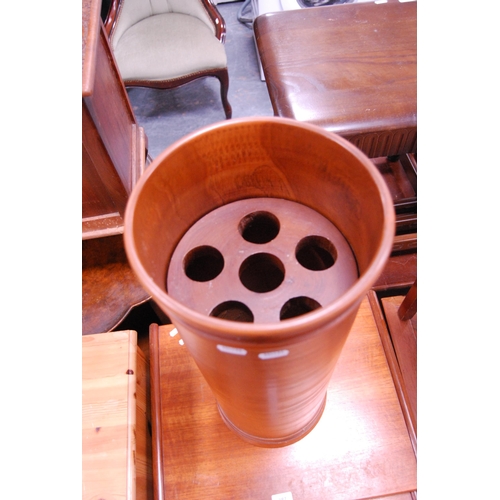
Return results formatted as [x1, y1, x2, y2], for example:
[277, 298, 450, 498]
[254, 1, 417, 158]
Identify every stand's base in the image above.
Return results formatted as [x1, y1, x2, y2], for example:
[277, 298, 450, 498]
[217, 394, 327, 448]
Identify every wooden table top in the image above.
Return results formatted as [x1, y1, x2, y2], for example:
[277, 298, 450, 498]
[150, 296, 417, 499]
[254, 1, 417, 158]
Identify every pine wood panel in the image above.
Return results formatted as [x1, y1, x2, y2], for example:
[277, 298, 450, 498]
[150, 297, 416, 499]
[82, 330, 152, 500]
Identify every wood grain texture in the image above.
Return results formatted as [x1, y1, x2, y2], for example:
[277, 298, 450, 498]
[150, 297, 416, 499]
[372, 249, 417, 292]
[398, 280, 417, 321]
[82, 262, 150, 335]
[82, 330, 152, 500]
[372, 156, 416, 204]
[371, 154, 417, 238]
[126, 118, 395, 448]
[82, 0, 146, 238]
[254, 1, 417, 158]
[82, 330, 138, 500]
[368, 291, 416, 456]
[166, 198, 358, 323]
[381, 295, 417, 435]
[82, 235, 150, 335]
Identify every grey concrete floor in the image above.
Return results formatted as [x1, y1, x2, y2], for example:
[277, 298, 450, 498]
[127, 1, 274, 160]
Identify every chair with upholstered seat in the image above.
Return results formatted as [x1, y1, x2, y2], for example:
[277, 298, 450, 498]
[104, 0, 232, 119]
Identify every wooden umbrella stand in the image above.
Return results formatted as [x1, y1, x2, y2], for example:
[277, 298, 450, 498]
[124, 117, 395, 447]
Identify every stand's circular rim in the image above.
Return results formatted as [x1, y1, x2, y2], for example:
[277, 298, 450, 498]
[124, 116, 395, 341]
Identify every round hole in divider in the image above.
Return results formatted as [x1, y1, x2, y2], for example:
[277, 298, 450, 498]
[238, 211, 280, 244]
[295, 236, 337, 271]
[183, 245, 224, 282]
[280, 296, 322, 320]
[210, 301, 254, 322]
[239, 253, 285, 293]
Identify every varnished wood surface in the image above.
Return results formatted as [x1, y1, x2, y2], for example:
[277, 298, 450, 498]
[372, 155, 416, 205]
[150, 297, 416, 499]
[82, 330, 152, 500]
[254, 1, 417, 158]
[80, 243, 416, 336]
[82, 0, 146, 239]
[373, 245, 417, 292]
[368, 290, 416, 457]
[81, 154, 415, 337]
[126, 117, 397, 448]
[398, 279, 417, 321]
[82, 235, 150, 335]
[167, 197, 358, 322]
[82, 0, 100, 94]
[382, 295, 417, 435]
[374, 153, 417, 237]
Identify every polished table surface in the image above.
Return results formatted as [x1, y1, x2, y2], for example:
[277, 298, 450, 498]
[149, 296, 417, 499]
[254, 1, 417, 158]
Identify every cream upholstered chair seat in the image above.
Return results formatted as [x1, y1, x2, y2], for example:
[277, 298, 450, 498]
[105, 0, 232, 119]
[114, 13, 228, 81]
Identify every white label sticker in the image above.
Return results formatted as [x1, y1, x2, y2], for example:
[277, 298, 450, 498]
[169, 328, 178, 337]
[258, 350, 289, 360]
[272, 493, 293, 500]
[216, 344, 247, 356]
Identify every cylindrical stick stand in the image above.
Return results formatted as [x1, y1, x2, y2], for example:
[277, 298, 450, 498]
[124, 117, 395, 447]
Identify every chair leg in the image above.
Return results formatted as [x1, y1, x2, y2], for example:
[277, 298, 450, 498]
[215, 68, 232, 119]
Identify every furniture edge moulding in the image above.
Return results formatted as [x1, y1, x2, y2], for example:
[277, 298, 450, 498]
[148, 324, 165, 500]
[367, 290, 417, 458]
[83, 12, 147, 194]
[82, 0, 147, 240]
[82, 102, 128, 239]
[82, 328, 153, 500]
[82, 0, 101, 98]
